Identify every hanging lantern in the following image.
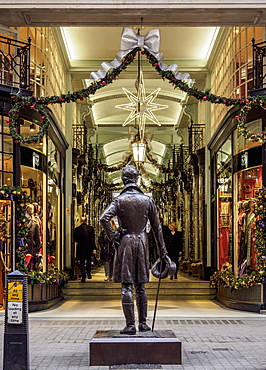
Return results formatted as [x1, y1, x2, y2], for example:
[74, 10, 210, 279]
[132, 141, 146, 163]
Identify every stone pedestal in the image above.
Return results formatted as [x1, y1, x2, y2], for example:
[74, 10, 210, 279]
[90, 330, 182, 366]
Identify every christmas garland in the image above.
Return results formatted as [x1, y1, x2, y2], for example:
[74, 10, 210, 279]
[210, 187, 266, 289]
[0, 186, 31, 270]
[7, 49, 139, 144]
[6, 47, 266, 144]
[144, 49, 266, 142]
[254, 187, 266, 273]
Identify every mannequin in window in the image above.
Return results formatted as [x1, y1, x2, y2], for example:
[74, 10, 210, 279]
[237, 201, 245, 265]
[26, 204, 41, 270]
[241, 200, 256, 271]
[245, 200, 256, 270]
[239, 200, 249, 267]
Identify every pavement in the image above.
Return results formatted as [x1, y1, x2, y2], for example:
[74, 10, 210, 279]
[0, 269, 266, 369]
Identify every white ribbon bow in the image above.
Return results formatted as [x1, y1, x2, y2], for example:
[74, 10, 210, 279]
[119, 27, 160, 56]
[90, 27, 191, 81]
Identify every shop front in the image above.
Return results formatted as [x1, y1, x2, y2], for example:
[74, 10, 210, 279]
[0, 105, 68, 310]
[209, 106, 266, 312]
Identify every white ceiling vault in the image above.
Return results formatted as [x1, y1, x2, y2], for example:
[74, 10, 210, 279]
[61, 26, 219, 181]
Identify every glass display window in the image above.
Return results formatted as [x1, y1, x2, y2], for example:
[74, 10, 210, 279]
[0, 200, 12, 271]
[217, 137, 233, 270]
[20, 119, 46, 153]
[235, 166, 261, 275]
[234, 119, 262, 154]
[0, 115, 13, 187]
[20, 164, 45, 272]
[0, 200, 13, 306]
[47, 139, 60, 270]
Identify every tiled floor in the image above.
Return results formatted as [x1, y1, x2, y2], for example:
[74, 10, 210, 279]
[1, 267, 266, 369]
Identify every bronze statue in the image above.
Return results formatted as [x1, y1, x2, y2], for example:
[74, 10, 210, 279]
[100, 165, 167, 335]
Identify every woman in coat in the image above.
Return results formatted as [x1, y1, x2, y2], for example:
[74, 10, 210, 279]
[167, 221, 183, 279]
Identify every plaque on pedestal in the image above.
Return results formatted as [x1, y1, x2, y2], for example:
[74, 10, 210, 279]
[90, 330, 182, 366]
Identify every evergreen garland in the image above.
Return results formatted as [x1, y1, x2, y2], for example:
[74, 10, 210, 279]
[0, 186, 31, 270]
[6, 47, 266, 144]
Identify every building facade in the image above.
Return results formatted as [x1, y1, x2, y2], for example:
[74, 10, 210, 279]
[0, 11, 266, 310]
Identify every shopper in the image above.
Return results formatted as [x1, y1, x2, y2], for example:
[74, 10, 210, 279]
[73, 216, 96, 282]
[167, 221, 183, 279]
[159, 217, 171, 246]
[100, 165, 167, 335]
[98, 220, 116, 281]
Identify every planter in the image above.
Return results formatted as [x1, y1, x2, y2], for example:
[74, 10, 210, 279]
[182, 262, 190, 273]
[27, 283, 62, 312]
[191, 265, 203, 278]
[217, 283, 266, 313]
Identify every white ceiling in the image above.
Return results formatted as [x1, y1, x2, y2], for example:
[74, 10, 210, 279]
[60, 26, 219, 179]
[61, 27, 218, 63]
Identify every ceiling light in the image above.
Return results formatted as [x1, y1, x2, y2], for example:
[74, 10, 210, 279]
[30, 123, 36, 132]
[132, 141, 146, 163]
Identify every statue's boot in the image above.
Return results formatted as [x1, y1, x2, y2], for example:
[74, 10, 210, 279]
[120, 302, 136, 335]
[137, 302, 151, 332]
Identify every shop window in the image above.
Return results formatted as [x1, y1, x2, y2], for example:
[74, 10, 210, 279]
[217, 137, 232, 270]
[0, 200, 12, 306]
[47, 139, 60, 270]
[0, 115, 13, 187]
[236, 167, 261, 274]
[236, 119, 262, 153]
[20, 147, 45, 271]
[234, 115, 263, 275]
[20, 119, 45, 153]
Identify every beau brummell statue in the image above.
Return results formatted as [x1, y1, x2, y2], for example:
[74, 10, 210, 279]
[100, 165, 167, 335]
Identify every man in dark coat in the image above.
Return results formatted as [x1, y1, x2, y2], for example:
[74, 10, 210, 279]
[100, 165, 167, 335]
[73, 216, 96, 282]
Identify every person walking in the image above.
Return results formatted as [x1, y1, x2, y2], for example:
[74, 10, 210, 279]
[73, 216, 96, 282]
[167, 221, 183, 279]
[100, 165, 167, 335]
[159, 217, 171, 246]
[98, 220, 116, 281]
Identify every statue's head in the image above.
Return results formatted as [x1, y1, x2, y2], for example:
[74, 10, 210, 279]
[122, 165, 139, 185]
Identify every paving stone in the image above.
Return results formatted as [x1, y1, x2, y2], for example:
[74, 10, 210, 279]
[1, 314, 266, 369]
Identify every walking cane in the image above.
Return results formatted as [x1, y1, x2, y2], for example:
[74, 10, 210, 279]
[151, 257, 163, 332]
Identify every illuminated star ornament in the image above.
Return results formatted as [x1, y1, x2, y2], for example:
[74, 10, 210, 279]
[115, 70, 168, 140]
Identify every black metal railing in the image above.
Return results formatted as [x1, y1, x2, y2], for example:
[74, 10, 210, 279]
[0, 36, 31, 89]
[73, 122, 87, 154]
[188, 123, 205, 155]
[252, 38, 266, 90]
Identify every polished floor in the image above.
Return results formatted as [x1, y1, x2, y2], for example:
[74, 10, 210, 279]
[29, 267, 264, 321]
